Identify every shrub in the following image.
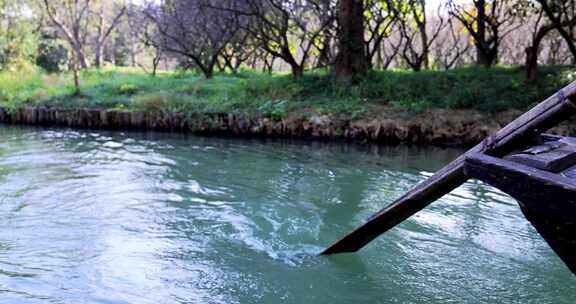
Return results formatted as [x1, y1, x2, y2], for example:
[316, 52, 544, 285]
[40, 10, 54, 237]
[36, 41, 68, 73]
[117, 84, 138, 95]
[258, 100, 289, 119]
[133, 93, 171, 112]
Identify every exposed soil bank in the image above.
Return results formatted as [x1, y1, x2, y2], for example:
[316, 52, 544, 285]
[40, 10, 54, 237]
[1, 106, 575, 147]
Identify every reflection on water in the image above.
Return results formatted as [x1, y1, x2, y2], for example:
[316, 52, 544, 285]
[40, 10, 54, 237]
[0, 125, 573, 304]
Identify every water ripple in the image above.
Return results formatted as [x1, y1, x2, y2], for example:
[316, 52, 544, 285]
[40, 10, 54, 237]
[0, 126, 574, 303]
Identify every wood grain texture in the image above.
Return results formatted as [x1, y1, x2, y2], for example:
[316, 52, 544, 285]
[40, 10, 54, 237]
[505, 140, 576, 172]
[464, 153, 576, 274]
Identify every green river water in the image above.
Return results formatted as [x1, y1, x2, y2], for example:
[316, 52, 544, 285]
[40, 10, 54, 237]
[0, 125, 574, 303]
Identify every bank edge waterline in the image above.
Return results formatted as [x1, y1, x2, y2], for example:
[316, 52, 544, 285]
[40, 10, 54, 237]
[2, 106, 575, 146]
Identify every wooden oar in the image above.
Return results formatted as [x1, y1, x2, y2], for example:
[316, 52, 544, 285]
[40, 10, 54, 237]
[321, 81, 576, 255]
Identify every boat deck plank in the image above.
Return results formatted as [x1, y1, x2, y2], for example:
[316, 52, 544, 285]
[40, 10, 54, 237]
[504, 138, 576, 173]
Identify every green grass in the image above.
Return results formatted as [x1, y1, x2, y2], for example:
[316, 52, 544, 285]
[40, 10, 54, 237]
[1, 65, 575, 118]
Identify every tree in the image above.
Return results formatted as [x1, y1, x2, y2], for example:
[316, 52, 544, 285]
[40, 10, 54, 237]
[144, 0, 241, 78]
[126, 3, 164, 76]
[364, 0, 396, 69]
[224, 0, 335, 78]
[543, 31, 573, 65]
[92, 1, 126, 67]
[432, 18, 473, 70]
[0, 0, 38, 70]
[506, 0, 576, 80]
[517, 1, 556, 81]
[393, 0, 444, 71]
[334, 0, 368, 80]
[41, 0, 128, 68]
[535, 0, 576, 63]
[42, 0, 91, 68]
[314, 19, 337, 69]
[219, 31, 255, 74]
[448, 0, 518, 67]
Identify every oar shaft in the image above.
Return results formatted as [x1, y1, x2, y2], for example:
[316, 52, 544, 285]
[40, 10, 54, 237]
[322, 82, 576, 255]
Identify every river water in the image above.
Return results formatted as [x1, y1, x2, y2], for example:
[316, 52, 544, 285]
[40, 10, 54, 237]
[0, 125, 573, 303]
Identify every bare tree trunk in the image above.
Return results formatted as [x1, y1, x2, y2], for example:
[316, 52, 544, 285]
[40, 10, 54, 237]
[151, 65, 158, 77]
[263, 56, 272, 74]
[475, 0, 490, 67]
[94, 43, 103, 68]
[277, 46, 302, 79]
[130, 41, 137, 67]
[334, 0, 367, 81]
[73, 43, 88, 69]
[525, 45, 538, 81]
[316, 34, 333, 69]
[526, 25, 553, 82]
[94, 6, 127, 68]
[291, 65, 304, 79]
[72, 53, 81, 96]
[265, 56, 276, 74]
[419, 21, 429, 69]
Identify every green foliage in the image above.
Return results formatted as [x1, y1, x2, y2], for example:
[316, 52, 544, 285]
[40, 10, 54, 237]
[364, 66, 572, 112]
[257, 100, 288, 119]
[0, 66, 574, 118]
[117, 84, 139, 95]
[0, 71, 43, 106]
[36, 40, 68, 73]
[0, 1, 39, 71]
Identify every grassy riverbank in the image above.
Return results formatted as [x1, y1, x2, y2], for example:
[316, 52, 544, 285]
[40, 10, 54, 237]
[1, 66, 575, 118]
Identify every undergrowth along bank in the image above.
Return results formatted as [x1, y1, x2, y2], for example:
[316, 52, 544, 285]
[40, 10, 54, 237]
[1, 65, 575, 119]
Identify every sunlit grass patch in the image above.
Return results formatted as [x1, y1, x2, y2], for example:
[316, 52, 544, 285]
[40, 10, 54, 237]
[0, 65, 574, 117]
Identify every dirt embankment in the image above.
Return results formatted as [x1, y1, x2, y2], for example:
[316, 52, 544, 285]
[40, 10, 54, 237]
[1, 106, 575, 147]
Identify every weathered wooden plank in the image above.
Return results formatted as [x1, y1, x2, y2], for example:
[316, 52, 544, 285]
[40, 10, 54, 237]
[321, 81, 576, 255]
[505, 141, 576, 172]
[464, 153, 576, 212]
[464, 153, 576, 274]
[560, 137, 576, 146]
[542, 135, 576, 147]
[540, 134, 563, 142]
[561, 165, 576, 179]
